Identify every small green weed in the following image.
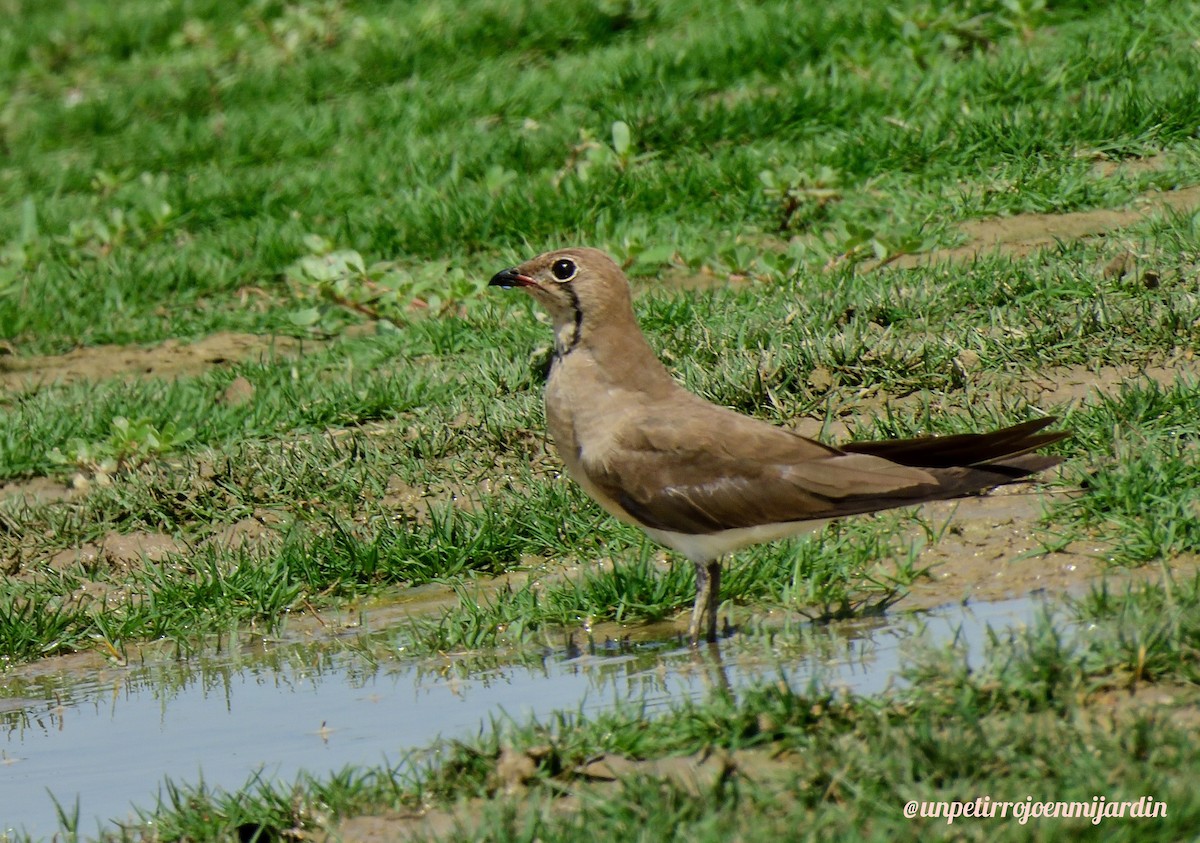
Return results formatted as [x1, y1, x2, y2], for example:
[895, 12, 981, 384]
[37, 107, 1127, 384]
[48, 416, 194, 479]
[284, 234, 484, 331]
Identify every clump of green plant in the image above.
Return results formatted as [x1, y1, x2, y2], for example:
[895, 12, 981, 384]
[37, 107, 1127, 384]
[283, 234, 484, 332]
[554, 120, 657, 186]
[1, 197, 40, 298]
[888, 0, 1047, 68]
[756, 164, 944, 267]
[48, 416, 194, 480]
[759, 164, 843, 232]
[57, 173, 179, 263]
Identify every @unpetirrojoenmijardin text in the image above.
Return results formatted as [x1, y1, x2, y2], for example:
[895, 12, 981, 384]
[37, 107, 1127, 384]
[904, 796, 1165, 825]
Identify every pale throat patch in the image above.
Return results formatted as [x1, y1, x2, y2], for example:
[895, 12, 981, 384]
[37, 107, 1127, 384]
[552, 285, 585, 357]
[554, 320, 580, 355]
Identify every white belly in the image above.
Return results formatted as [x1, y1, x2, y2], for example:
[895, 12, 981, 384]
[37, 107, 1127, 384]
[643, 519, 829, 563]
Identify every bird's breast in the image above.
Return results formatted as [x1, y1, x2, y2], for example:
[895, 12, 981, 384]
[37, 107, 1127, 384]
[543, 355, 646, 528]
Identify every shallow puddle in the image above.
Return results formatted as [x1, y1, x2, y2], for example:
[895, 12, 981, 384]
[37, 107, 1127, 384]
[1, 594, 1061, 840]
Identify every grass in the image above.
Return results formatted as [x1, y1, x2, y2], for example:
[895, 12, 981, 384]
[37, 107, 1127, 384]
[3, 1, 1200, 352]
[2, 0, 1200, 838]
[21, 568, 1199, 842]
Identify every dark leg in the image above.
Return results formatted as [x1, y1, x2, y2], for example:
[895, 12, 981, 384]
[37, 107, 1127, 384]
[689, 560, 710, 645]
[703, 560, 721, 643]
[689, 559, 723, 645]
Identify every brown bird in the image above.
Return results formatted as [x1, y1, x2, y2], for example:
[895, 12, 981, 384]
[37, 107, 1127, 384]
[490, 248, 1067, 644]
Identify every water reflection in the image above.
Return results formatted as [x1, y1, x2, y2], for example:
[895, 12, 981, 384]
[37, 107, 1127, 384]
[0, 594, 1055, 839]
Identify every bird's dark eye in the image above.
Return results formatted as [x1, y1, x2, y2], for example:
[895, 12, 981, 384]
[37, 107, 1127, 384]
[550, 258, 577, 282]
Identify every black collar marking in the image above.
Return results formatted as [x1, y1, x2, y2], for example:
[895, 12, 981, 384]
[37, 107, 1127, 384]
[560, 285, 584, 357]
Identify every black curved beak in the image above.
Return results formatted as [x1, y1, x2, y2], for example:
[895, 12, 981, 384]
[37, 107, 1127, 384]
[489, 267, 537, 289]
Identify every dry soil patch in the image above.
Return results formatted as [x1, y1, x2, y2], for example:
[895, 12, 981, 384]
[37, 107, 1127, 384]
[886, 183, 1200, 269]
[659, 158, 1200, 287]
[0, 331, 301, 391]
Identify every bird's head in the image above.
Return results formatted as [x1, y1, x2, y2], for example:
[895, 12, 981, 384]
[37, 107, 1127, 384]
[489, 247, 634, 353]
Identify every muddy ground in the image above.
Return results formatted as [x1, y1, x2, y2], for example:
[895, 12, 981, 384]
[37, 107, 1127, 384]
[4, 168, 1197, 597]
[3, 169, 1198, 668]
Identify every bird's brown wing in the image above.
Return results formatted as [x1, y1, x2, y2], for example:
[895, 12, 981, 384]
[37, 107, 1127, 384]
[581, 415, 1065, 535]
[581, 415, 943, 535]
